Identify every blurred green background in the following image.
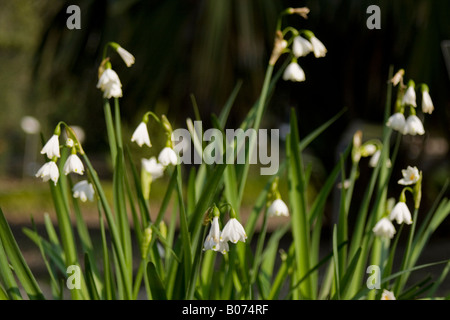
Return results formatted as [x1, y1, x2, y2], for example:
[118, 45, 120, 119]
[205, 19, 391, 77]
[0, 0, 449, 231]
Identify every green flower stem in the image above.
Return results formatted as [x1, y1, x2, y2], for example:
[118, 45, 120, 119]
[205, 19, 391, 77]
[82, 153, 132, 299]
[103, 99, 117, 166]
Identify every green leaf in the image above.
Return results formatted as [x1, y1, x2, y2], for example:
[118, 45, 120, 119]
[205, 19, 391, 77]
[147, 262, 167, 300]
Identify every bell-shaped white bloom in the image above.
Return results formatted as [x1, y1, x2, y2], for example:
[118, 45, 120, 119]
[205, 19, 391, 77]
[421, 90, 434, 114]
[402, 86, 417, 107]
[72, 180, 95, 202]
[158, 147, 178, 166]
[369, 150, 392, 168]
[116, 46, 135, 67]
[96, 68, 123, 99]
[203, 216, 221, 252]
[381, 289, 396, 300]
[63, 154, 85, 175]
[386, 112, 406, 133]
[35, 161, 59, 185]
[268, 199, 289, 217]
[398, 166, 420, 185]
[389, 202, 412, 225]
[372, 217, 396, 239]
[283, 62, 306, 82]
[141, 157, 164, 180]
[292, 36, 313, 58]
[220, 218, 247, 244]
[40, 134, 60, 159]
[309, 36, 327, 58]
[403, 115, 425, 136]
[131, 122, 151, 147]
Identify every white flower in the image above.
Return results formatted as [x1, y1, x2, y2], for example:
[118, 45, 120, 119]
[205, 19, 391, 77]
[372, 218, 396, 239]
[360, 144, 377, 157]
[292, 36, 313, 58]
[131, 122, 151, 147]
[390, 69, 404, 86]
[40, 134, 60, 159]
[220, 218, 247, 244]
[389, 202, 412, 225]
[141, 157, 164, 180]
[381, 289, 396, 300]
[35, 161, 59, 185]
[63, 154, 85, 175]
[386, 112, 406, 133]
[267, 199, 289, 217]
[369, 150, 392, 168]
[283, 62, 306, 82]
[72, 180, 95, 202]
[116, 46, 135, 67]
[402, 85, 417, 107]
[421, 90, 434, 114]
[203, 216, 221, 251]
[403, 115, 425, 136]
[309, 36, 327, 58]
[158, 147, 178, 166]
[398, 166, 420, 185]
[96, 68, 123, 99]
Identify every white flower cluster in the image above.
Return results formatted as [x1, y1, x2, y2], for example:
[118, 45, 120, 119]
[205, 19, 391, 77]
[386, 72, 434, 136]
[282, 33, 327, 82]
[203, 212, 247, 255]
[373, 166, 421, 239]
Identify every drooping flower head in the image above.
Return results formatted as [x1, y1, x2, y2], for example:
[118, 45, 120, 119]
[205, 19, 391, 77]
[381, 289, 396, 300]
[63, 153, 85, 175]
[403, 115, 425, 136]
[421, 84, 434, 114]
[372, 217, 396, 239]
[402, 81, 417, 107]
[283, 61, 306, 82]
[131, 122, 151, 148]
[158, 147, 178, 167]
[303, 31, 327, 58]
[72, 180, 95, 202]
[386, 112, 406, 133]
[267, 199, 289, 217]
[96, 67, 123, 99]
[141, 157, 164, 180]
[220, 208, 247, 244]
[292, 35, 313, 58]
[40, 134, 61, 160]
[389, 201, 412, 225]
[116, 46, 135, 67]
[35, 161, 59, 185]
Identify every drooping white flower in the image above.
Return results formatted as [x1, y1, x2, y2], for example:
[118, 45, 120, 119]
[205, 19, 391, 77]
[372, 217, 396, 239]
[96, 68, 123, 99]
[220, 218, 247, 244]
[141, 157, 164, 180]
[386, 112, 406, 133]
[360, 144, 377, 157]
[72, 180, 95, 202]
[35, 161, 59, 185]
[267, 199, 289, 217]
[421, 90, 434, 114]
[403, 115, 425, 136]
[40, 134, 60, 159]
[158, 147, 178, 166]
[368, 150, 392, 168]
[292, 36, 313, 58]
[309, 36, 327, 58]
[381, 289, 396, 300]
[63, 154, 85, 175]
[398, 166, 420, 185]
[389, 202, 412, 225]
[131, 122, 151, 147]
[283, 62, 306, 82]
[203, 216, 221, 252]
[402, 85, 417, 107]
[390, 69, 404, 87]
[116, 46, 135, 67]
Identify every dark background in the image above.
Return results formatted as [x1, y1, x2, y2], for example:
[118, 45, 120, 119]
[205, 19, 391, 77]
[0, 0, 449, 229]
